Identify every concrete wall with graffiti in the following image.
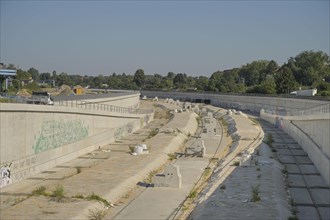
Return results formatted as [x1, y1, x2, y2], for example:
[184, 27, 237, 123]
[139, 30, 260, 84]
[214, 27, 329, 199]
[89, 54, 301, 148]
[261, 110, 330, 186]
[0, 103, 153, 188]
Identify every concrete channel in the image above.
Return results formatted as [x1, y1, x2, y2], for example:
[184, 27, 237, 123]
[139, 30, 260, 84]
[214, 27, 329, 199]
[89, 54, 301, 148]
[259, 120, 330, 220]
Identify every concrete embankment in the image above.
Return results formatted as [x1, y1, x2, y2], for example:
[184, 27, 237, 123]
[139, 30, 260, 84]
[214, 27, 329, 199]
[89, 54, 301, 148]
[0, 102, 153, 189]
[189, 111, 292, 220]
[261, 108, 330, 186]
[0, 106, 198, 219]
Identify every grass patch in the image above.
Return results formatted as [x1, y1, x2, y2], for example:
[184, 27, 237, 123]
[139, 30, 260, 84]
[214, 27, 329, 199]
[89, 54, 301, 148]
[0, 98, 14, 103]
[72, 194, 85, 199]
[87, 208, 106, 220]
[210, 157, 218, 164]
[251, 185, 261, 202]
[203, 167, 212, 177]
[148, 128, 159, 138]
[87, 193, 111, 208]
[188, 190, 197, 199]
[266, 133, 274, 145]
[31, 186, 48, 196]
[145, 170, 157, 183]
[168, 153, 176, 161]
[233, 161, 240, 166]
[51, 184, 65, 202]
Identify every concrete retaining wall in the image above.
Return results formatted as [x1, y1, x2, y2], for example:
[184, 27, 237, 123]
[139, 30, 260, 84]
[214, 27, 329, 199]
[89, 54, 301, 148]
[260, 110, 330, 186]
[142, 91, 327, 113]
[0, 103, 153, 188]
[83, 93, 140, 108]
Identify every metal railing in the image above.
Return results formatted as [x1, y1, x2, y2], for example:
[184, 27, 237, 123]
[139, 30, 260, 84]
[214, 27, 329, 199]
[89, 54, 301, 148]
[286, 103, 330, 116]
[1, 93, 153, 115]
[263, 103, 330, 117]
[55, 99, 153, 114]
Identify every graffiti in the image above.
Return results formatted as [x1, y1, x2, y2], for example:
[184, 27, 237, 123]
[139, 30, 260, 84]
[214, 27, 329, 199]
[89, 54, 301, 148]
[33, 120, 89, 154]
[0, 163, 12, 188]
[11, 156, 37, 172]
[114, 122, 134, 140]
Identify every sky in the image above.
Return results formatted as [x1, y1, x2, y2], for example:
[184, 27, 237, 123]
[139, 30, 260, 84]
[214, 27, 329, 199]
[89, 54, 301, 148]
[0, 0, 329, 77]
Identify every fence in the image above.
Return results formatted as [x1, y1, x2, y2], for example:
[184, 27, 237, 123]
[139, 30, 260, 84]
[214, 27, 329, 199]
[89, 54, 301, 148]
[0, 93, 152, 115]
[263, 103, 330, 117]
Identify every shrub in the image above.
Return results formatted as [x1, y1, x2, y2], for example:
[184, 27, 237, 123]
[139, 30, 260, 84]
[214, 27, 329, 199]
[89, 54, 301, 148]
[31, 186, 48, 196]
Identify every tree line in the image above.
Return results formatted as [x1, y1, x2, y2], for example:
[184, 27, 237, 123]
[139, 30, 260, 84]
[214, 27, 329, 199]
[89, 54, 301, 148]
[7, 50, 330, 96]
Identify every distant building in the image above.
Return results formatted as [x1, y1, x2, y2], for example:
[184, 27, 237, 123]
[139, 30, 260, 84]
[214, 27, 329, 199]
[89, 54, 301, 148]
[37, 80, 56, 87]
[0, 63, 17, 91]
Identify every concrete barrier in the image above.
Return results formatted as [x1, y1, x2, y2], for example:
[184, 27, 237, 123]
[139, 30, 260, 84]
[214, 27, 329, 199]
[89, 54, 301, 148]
[0, 103, 153, 188]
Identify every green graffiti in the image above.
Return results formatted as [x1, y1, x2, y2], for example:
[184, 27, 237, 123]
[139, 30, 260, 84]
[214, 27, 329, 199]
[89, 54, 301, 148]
[33, 120, 89, 154]
[114, 122, 134, 140]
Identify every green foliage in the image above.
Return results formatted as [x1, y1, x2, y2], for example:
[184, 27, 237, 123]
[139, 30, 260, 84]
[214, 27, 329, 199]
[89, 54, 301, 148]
[233, 161, 240, 166]
[51, 184, 65, 200]
[31, 186, 48, 196]
[168, 153, 176, 161]
[251, 185, 261, 202]
[148, 128, 159, 138]
[23, 81, 41, 92]
[10, 50, 330, 96]
[188, 190, 197, 199]
[133, 69, 145, 88]
[86, 193, 111, 207]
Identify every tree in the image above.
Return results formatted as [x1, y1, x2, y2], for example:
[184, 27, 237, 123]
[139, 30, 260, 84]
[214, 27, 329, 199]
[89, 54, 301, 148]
[288, 50, 330, 86]
[173, 73, 187, 89]
[39, 72, 51, 80]
[275, 66, 297, 94]
[16, 69, 31, 80]
[133, 69, 145, 88]
[28, 67, 39, 81]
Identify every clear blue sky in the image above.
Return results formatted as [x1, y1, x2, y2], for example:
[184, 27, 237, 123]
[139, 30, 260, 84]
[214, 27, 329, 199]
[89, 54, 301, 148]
[1, 0, 329, 76]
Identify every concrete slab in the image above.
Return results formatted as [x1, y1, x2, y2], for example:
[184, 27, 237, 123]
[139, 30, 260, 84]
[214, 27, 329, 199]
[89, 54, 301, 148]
[287, 143, 302, 149]
[276, 149, 292, 155]
[113, 158, 209, 220]
[304, 175, 329, 188]
[278, 155, 296, 164]
[286, 164, 300, 174]
[299, 165, 319, 175]
[272, 137, 284, 143]
[288, 175, 306, 187]
[295, 156, 313, 164]
[283, 138, 297, 144]
[272, 143, 287, 149]
[296, 206, 320, 220]
[290, 188, 314, 205]
[291, 149, 307, 156]
[318, 207, 330, 220]
[310, 189, 330, 205]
